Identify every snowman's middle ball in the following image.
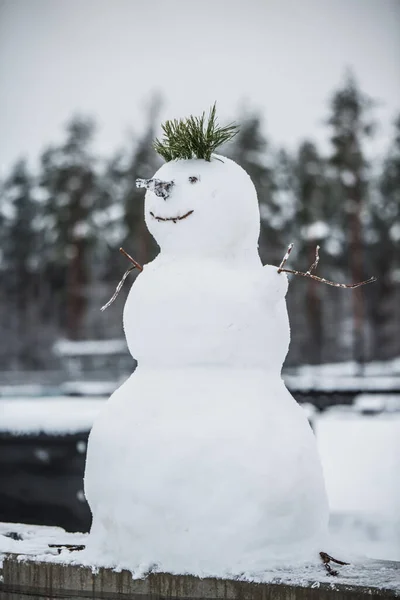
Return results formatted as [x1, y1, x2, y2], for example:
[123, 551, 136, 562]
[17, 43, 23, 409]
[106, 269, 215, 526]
[144, 156, 260, 258]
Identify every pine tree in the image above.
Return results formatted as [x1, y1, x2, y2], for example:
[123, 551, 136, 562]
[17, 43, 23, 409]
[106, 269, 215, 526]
[327, 73, 374, 365]
[122, 97, 162, 265]
[39, 116, 98, 340]
[368, 115, 400, 359]
[0, 160, 40, 366]
[90, 98, 162, 326]
[292, 142, 328, 364]
[226, 112, 279, 264]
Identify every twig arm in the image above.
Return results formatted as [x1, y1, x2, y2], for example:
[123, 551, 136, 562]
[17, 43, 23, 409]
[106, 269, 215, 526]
[277, 243, 294, 273]
[277, 243, 376, 289]
[100, 248, 143, 311]
[279, 268, 376, 289]
[100, 266, 136, 312]
[119, 248, 143, 271]
[306, 245, 320, 275]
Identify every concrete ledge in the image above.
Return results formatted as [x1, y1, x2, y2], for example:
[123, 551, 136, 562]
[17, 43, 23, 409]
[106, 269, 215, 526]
[1, 555, 399, 600]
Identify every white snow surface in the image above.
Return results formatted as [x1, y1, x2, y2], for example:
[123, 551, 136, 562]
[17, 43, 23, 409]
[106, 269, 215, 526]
[84, 156, 329, 575]
[0, 522, 86, 558]
[290, 357, 400, 377]
[54, 338, 128, 356]
[316, 410, 400, 516]
[284, 357, 400, 392]
[84, 369, 329, 574]
[0, 398, 105, 434]
[143, 156, 261, 264]
[1, 520, 399, 591]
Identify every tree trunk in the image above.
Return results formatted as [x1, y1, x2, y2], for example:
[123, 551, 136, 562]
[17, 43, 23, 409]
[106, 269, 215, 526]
[349, 178, 365, 368]
[66, 240, 87, 340]
[306, 245, 323, 364]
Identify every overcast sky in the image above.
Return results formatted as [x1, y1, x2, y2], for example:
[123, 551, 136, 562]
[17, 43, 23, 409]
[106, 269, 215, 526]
[0, 0, 399, 175]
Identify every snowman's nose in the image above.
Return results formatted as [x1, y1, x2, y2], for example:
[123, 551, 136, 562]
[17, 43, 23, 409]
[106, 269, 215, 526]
[136, 178, 175, 201]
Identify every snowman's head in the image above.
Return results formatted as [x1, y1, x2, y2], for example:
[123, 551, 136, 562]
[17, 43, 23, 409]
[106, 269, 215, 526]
[140, 155, 260, 260]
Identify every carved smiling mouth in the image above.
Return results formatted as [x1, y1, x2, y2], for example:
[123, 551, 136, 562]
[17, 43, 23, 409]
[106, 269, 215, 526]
[150, 210, 194, 223]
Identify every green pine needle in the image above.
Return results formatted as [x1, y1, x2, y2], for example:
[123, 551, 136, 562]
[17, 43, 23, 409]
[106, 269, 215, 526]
[154, 103, 238, 162]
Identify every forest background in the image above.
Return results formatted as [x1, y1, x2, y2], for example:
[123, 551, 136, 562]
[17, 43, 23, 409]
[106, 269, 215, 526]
[1, 74, 399, 371]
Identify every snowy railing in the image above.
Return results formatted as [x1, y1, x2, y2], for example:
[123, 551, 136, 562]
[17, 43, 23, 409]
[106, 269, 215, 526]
[1, 554, 399, 599]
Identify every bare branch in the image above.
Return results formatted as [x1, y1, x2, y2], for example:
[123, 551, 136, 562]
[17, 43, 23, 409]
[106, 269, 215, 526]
[100, 248, 143, 312]
[280, 268, 376, 289]
[100, 266, 136, 312]
[119, 248, 143, 271]
[277, 243, 377, 289]
[306, 245, 320, 275]
[277, 243, 294, 273]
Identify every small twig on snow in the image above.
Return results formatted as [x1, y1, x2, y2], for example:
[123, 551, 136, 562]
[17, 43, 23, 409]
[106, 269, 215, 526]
[277, 243, 376, 289]
[100, 248, 143, 312]
[48, 543, 85, 554]
[320, 551, 349, 577]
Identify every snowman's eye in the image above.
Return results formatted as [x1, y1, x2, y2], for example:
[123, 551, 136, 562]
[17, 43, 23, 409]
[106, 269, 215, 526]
[188, 176, 199, 184]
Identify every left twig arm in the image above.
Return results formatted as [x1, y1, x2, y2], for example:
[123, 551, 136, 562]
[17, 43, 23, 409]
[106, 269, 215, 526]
[100, 248, 143, 312]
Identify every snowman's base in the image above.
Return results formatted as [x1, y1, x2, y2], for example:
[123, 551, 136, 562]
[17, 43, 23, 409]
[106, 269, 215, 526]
[1, 552, 399, 599]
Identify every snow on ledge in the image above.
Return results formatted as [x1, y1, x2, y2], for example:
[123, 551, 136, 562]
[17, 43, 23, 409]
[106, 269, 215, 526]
[53, 339, 128, 356]
[0, 398, 106, 435]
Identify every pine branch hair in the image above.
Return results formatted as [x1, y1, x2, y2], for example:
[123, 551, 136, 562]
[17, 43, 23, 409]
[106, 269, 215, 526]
[154, 103, 238, 162]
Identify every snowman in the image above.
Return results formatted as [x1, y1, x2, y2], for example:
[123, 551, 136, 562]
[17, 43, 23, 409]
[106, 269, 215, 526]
[83, 106, 330, 575]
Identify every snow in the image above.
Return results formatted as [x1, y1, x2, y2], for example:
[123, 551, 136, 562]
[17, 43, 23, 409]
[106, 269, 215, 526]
[284, 374, 400, 392]
[284, 357, 400, 392]
[59, 380, 118, 396]
[84, 155, 329, 575]
[0, 521, 399, 591]
[329, 513, 400, 562]
[124, 259, 290, 369]
[85, 369, 329, 573]
[0, 403, 399, 574]
[340, 170, 357, 186]
[390, 222, 400, 242]
[0, 384, 48, 398]
[316, 410, 400, 516]
[290, 357, 400, 377]
[0, 522, 85, 555]
[353, 394, 400, 414]
[72, 221, 90, 239]
[53, 338, 128, 357]
[301, 221, 330, 241]
[143, 156, 261, 263]
[0, 398, 105, 435]
[2, 151, 392, 577]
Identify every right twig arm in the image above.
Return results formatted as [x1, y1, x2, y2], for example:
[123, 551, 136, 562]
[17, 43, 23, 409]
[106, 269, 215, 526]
[277, 243, 376, 289]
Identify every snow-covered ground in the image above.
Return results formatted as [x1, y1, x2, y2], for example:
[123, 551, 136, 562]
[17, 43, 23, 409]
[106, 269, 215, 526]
[0, 395, 399, 561]
[316, 407, 400, 561]
[0, 397, 105, 435]
[284, 356, 400, 392]
[317, 408, 400, 516]
[0, 520, 399, 590]
[287, 356, 400, 378]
